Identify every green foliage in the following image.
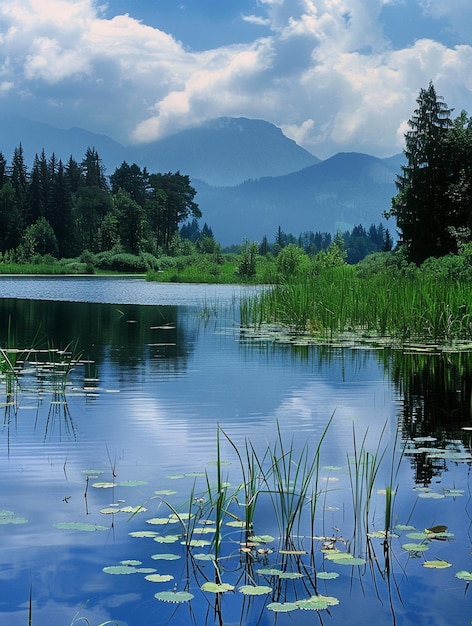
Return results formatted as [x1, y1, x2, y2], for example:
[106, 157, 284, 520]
[388, 82, 472, 264]
[17, 217, 59, 261]
[237, 240, 259, 278]
[276, 243, 309, 277]
[94, 252, 149, 273]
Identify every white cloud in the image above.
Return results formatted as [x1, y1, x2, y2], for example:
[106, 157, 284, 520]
[0, 0, 471, 157]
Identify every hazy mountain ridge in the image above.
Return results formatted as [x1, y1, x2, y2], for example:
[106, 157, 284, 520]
[0, 115, 320, 186]
[0, 114, 401, 245]
[128, 117, 320, 186]
[194, 152, 399, 245]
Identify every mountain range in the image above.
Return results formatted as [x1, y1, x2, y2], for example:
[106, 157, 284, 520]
[0, 114, 401, 246]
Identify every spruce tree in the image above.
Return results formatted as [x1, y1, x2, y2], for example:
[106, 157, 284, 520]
[388, 82, 454, 263]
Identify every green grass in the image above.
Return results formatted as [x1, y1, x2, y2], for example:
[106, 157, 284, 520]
[241, 265, 472, 344]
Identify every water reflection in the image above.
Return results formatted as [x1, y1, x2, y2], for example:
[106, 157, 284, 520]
[0, 293, 471, 626]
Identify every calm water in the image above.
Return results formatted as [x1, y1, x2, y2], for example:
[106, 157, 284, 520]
[0, 278, 470, 626]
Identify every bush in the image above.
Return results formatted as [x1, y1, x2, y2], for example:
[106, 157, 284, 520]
[94, 252, 147, 272]
[140, 252, 160, 271]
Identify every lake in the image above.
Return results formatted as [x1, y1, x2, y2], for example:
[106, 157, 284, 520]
[0, 277, 471, 626]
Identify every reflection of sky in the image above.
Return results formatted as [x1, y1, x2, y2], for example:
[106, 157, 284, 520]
[1, 285, 471, 625]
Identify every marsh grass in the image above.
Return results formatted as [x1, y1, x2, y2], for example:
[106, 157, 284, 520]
[241, 267, 472, 344]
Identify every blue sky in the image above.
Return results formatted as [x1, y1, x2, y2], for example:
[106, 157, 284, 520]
[0, 0, 471, 158]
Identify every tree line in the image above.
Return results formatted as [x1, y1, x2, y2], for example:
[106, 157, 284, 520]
[0, 146, 201, 261]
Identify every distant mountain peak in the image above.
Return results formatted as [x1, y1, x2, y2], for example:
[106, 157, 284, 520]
[129, 116, 320, 186]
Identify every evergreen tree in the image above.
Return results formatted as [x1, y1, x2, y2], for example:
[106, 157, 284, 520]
[10, 144, 28, 220]
[27, 155, 44, 224]
[0, 152, 7, 188]
[148, 172, 200, 250]
[113, 188, 146, 255]
[50, 160, 75, 257]
[81, 147, 108, 189]
[388, 82, 454, 263]
[65, 156, 82, 193]
[443, 110, 472, 243]
[0, 182, 22, 252]
[110, 161, 147, 205]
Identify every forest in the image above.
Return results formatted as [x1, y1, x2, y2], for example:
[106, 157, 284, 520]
[0, 141, 390, 274]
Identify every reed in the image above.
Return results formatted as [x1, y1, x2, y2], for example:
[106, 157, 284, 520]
[347, 422, 387, 554]
[264, 416, 333, 548]
[241, 267, 472, 343]
[221, 428, 267, 535]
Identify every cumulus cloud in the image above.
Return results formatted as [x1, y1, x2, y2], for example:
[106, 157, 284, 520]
[0, 0, 471, 157]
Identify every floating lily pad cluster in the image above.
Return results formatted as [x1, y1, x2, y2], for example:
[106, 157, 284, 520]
[38, 421, 470, 623]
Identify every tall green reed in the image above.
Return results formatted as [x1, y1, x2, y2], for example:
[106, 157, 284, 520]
[347, 422, 387, 555]
[264, 415, 333, 549]
[241, 267, 472, 343]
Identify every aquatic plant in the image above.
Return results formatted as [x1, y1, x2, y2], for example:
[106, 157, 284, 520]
[241, 266, 472, 345]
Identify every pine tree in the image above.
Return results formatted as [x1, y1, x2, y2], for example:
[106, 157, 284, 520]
[388, 82, 454, 263]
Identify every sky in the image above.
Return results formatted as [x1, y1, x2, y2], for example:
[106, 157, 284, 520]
[0, 0, 472, 159]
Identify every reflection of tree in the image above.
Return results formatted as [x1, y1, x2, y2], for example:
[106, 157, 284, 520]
[381, 349, 472, 486]
[0, 298, 196, 380]
[387, 350, 472, 436]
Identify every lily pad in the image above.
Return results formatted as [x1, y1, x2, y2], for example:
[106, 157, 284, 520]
[192, 527, 215, 535]
[317, 572, 340, 580]
[247, 534, 275, 544]
[146, 517, 175, 525]
[129, 531, 158, 538]
[184, 539, 211, 547]
[153, 535, 180, 544]
[226, 520, 246, 528]
[406, 532, 429, 540]
[256, 568, 283, 576]
[169, 513, 194, 521]
[402, 543, 429, 552]
[296, 595, 340, 610]
[267, 602, 298, 612]
[154, 591, 194, 603]
[119, 480, 149, 487]
[145, 573, 174, 583]
[154, 490, 177, 496]
[239, 585, 272, 596]
[367, 531, 398, 539]
[192, 553, 215, 561]
[151, 553, 181, 561]
[92, 482, 117, 489]
[54, 522, 108, 531]
[455, 571, 472, 581]
[201, 582, 235, 593]
[324, 553, 366, 566]
[423, 560, 452, 569]
[0, 510, 28, 525]
[103, 565, 139, 575]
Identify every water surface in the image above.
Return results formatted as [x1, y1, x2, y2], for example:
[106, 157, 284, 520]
[0, 278, 470, 626]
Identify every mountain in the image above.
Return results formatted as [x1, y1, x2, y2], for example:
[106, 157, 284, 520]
[128, 117, 320, 186]
[0, 114, 127, 168]
[194, 152, 400, 246]
[0, 115, 319, 186]
[0, 114, 402, 246]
